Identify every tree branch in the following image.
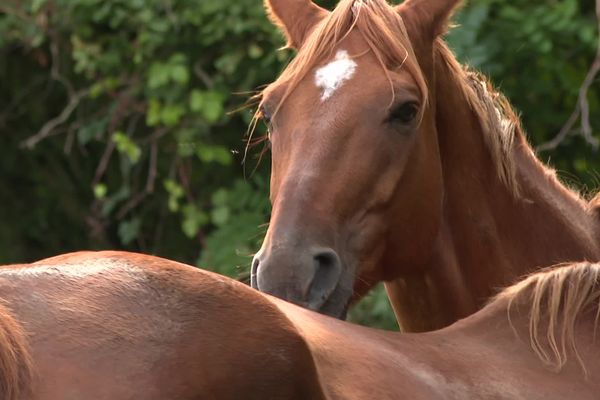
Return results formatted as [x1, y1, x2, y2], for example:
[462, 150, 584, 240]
[116, 129, 164, 220]
[0, 77, 46, 130]
[21, 88, 89, 149]
[537, 0, 600, 152]
[20, 35, 90, 149]
[193, 62, 215, 88]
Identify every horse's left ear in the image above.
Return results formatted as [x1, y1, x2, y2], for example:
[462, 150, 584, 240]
[264, 0, 329, 49]
[396, 0, 463, 39]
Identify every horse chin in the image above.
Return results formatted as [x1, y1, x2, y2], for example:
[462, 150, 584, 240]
[317, 285, 352, 320]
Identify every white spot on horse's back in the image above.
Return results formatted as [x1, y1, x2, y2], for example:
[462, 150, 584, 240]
[315, 50, 357, 101]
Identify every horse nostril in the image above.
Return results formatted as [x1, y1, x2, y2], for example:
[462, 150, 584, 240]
[308, 249, 342, 308]
[251, 257, 260, 289]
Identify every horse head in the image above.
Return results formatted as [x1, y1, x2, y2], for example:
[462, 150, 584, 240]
[252, 0, 461, 318]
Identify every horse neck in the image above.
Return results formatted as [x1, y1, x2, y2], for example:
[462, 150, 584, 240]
[455, 270, 600, 368]
[385, 46, 600, 332]
[426, 297, 596, 385]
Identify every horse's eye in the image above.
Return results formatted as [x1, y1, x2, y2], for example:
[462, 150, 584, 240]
[260, 105, 272, 126]
[388, 102, 419, 125]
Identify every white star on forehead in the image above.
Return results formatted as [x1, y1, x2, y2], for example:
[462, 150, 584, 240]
[314, 50, 357, 101]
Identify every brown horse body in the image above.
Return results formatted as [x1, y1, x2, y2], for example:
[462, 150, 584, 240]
[252, 0, 600, 331]
[0, 252, 325, 400]
[2, 251, 600, 399]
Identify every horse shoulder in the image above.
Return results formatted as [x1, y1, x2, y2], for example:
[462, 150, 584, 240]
[143, 261, 328, 399]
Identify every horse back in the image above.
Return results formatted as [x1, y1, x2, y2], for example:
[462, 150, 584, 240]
[0, 252, 326, 400]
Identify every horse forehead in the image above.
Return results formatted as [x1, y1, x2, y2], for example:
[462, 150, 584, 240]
[314, 49, 358, 101]
[312, 31, 377, 102]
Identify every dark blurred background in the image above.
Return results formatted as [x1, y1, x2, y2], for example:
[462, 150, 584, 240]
[0, 0, 598, 329]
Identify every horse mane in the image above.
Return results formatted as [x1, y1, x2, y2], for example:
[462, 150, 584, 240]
[432, 39, 600, 208]
[433, 40, 522, 196]
[495, 262, 600, 373]
[260, 0, 428, 117]
[0, 302, 34, 400]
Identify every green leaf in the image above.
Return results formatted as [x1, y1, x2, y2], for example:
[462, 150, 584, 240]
[101, 186, 131, 217]
[90, 82, 105, 98]
[31, 0, 47, 13]
[112, 131, 141, 164]
[164, 179, 184, 212]
[93, 183, 107, 199]
[146, 98, 162, 127]
[211, 206, 230, 226]
[148, 63, 170, 89]
[77, 118, 108, 145]
[196, 209, 265, 275]
[574, 158, 587, 173]
[169, 53, 187, 64]
[182, 204, 209, 238]
[160, 104, 185, 126]
[171, 65, 189, 85]
[212, 146, 233, 165]
[211, 188, 228, 206]
[248, 43, 263, 59]
[196, 144, 232, 165]
[202, 101, 223, 123]
[118, 218, 142, 245]
[189, 90, 225, 123]
[175, 129, 202, 157]
[190, 90, 205, 112]
[201, 91, 225, 123]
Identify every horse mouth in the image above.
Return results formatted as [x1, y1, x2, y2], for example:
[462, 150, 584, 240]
[315, 284, 352, 320]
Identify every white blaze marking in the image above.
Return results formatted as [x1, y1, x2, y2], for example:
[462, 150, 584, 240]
[315, 50, 357, 101]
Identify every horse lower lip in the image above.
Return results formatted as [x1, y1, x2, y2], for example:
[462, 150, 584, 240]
[327, 306, 348, 320]
[316, 290, 350, 320]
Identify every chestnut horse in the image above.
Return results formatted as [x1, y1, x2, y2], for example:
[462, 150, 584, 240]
[251, 0, 600, 331]
[0, 252, 325, 400]
[2, 251, 600, 399]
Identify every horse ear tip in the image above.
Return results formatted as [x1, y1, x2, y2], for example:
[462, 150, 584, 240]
[398, 0, 464, 39]
[434, 20, 458, 37]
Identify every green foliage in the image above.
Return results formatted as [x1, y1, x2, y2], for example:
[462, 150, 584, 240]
[0, 0, 280, 275]
[198, 178, 271, 276]
[112, 131, 141, 164]
[0, 0, 598, 331]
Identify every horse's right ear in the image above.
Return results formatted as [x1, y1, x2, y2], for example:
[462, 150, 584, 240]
[396, 0, 463, 39]
[264, 0, 328, 49]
